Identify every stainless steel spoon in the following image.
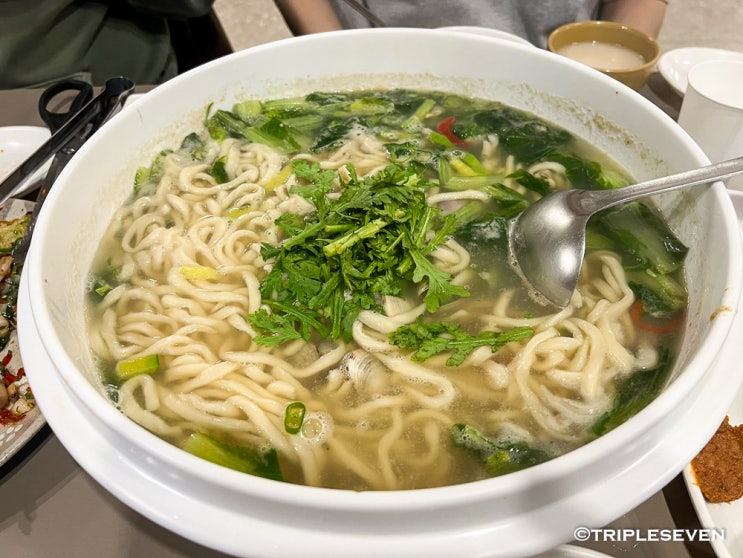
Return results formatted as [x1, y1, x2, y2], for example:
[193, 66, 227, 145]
[509, 156, 743, 308]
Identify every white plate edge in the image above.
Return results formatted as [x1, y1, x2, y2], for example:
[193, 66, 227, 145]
[658, 47, 743, 97]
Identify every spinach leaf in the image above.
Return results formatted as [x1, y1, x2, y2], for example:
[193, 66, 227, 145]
[592, 348, 673, 436]
[451, 424, 552, 477]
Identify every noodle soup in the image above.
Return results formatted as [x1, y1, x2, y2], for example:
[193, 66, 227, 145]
[86, 89, 687, 490]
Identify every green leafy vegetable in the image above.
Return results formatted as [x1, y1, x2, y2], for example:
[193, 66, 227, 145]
[506, 168, 551, 196]
[390, 318, 533, 366]
[470, 107, 573, 164]
[180, 132, 206, 160]
[312, 119, 357, 152]
[452, 213, 510, 261]
[305, 91, 350, 105]
[209, 155, 229, 184]
[592, 348, 673, 436]
[385, 141, 439, 170]
[133, 167, 151, 192]
[182, 432, 283, 481]
[232, 99, 263, 122]
[87, 258, 120, 301]
[206, 109, 250, 140]
[0, 270, 21, 350]
[594, 201, 688, 275]
[485, 442, 552, 477]
[451, 423, 552, 476]
[249, 117, 303, 152]
[550, 153, 629, 190]
[248, 160, 470, 345]
[628, 272, 686, 317]
[587, 200, 688, 318]
[207, 109, 304, 152]
[482, 183, 529, 218]
[133, 149, 172, 195]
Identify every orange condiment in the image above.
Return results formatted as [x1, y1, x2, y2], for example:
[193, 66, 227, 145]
[691, 416, 743, 503]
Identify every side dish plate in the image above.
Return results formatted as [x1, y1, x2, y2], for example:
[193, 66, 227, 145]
[0, 126, 52, 198]
[658, 47, 743, 96]
[0, 198, 45, 471]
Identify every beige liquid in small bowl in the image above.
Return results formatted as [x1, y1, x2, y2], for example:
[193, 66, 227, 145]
[558, 41, 645, 71]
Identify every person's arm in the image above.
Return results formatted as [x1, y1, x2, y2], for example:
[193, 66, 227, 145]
[599, 0, 667, 39]
[274, 0, 344, 35]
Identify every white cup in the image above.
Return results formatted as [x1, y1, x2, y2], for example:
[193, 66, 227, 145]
[677, 59, 743, 190]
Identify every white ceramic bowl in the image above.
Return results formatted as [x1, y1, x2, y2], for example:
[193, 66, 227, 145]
[20, 29, 743, 558]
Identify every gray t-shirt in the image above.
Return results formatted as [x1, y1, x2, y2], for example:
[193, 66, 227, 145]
[328, 0, 602, 48]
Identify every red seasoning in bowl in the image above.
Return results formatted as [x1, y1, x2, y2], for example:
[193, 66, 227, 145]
[691, 416, 743, 503]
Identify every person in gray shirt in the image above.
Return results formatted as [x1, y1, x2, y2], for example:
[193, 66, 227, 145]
[276, 0, 666, 47]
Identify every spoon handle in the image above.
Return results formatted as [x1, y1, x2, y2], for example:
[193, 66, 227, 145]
[576, 156, 743, 215]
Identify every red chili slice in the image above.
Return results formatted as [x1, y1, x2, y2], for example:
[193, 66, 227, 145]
[436, 116, 467, 147]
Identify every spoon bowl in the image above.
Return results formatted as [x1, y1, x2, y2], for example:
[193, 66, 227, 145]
[510, 156, 743, 307]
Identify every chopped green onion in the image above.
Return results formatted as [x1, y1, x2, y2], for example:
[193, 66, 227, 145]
[93, 280, 113, 298]
[179, 266, 221, 280]
[437, 157, 453, 186]
[262, 162, 293, 192]
[449, 157, 478, 177]
[115, 354, 159, 381]
[428, 130, 455, 149]
[224, 205, 253, 220]
[402, 98, 436, 130]
[459, 152, 488, 175]
[284, 401, 307, 434]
